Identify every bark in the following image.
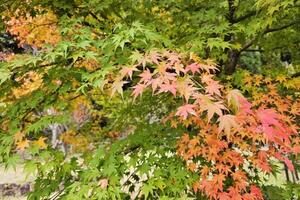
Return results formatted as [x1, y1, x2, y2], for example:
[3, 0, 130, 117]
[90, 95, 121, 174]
[224, 0, 239, 75]
[225, 50, 239, 75]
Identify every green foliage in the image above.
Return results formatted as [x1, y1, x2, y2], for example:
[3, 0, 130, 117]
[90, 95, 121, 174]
[0, 0, 299, 199]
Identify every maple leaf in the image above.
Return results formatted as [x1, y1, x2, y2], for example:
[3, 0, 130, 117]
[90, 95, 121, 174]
[250, 185, 264, 200]
[218, 192, 231, 200]
[158, 82, 177, 96]
[201, 101, 227, 123]
[16, 139, 30, 151]
[176, 77, 196, 102]
[212, 173, 225, 191]
[290, 102, 300, 116]
[130, 50, 144, 64]
[185, 63, 201, 74]
[34, 137, 47, 149]
[175, 104, 197, 119]
[193, 181, 201, 193]
[284, 157, 295, 172]
[14, 131, 24, 142]
[205, 80, 222, 96]
[120, 66, 139, 79]
[227, 89, 243, 111]
[172, 63, 185, 75]
[148, 50, 161, 65]
[256, 109, 282, 127]
[200, 166, 210, 178]
[164, 51, 180, 65]
[150, 78, 161, 93]
[218, 115, 237, 138]
[139, 68, 152, 84]
[111, 79, 128, 97]
[199, 63, 218, 73]
[132, 83, 147, 100]
[156, 62, 168, 74]
[275, 75, 287, 83]
[201, 74, 214, 84]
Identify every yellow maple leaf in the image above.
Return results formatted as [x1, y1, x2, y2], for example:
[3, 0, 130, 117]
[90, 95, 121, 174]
[16, 139, 29, 151]
[14, 131, 24, 142]
[275, 75, 287, 83]
[34, 137, 47, 149]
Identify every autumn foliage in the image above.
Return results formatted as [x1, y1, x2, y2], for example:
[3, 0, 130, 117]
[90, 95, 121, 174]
[1, 1, 300, 199]
[112, 50, 300, 199]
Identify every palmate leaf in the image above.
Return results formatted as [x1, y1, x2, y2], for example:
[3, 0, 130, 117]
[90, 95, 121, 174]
[25, 115, 70, 134]
[141, 182, 155, 199]
[5, 154, 20, 171]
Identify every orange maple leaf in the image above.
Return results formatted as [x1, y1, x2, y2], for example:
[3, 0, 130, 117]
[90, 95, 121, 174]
[201, 101, 227, 123]
[16, 139, 29, 151]
[218, 115, 237, 139]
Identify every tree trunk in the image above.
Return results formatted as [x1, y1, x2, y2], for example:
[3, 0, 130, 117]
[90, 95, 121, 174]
[225, 50, 239, 75]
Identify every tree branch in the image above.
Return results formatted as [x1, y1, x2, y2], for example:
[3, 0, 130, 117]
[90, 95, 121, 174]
[239, 36, 259, 53]
[232, 10, 256, 23]
[239, 20, 298, 53]
[264, 21, 297, 34]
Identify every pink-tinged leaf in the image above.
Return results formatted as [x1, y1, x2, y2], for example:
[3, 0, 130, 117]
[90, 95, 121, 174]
[132, 83, 147, 100]
[139, 69, 152, 84]
[176, 77, 197, 102]
[201, 101, 227, 123]
[150, 78, 161, 93]
[160, 72, 177, 83]
[205, 80, 222, 96]
[218, 115, 237, 137]
[173, 63, 185, 75]
[99, 178, 108, 189]
[175, 104, 197, 119]
[120, 66, 139, 79]
[111, 79, 128, 97]
[199, 63, 219, 73]
[164, 51, 180, 65]
[148, 50, 161, 65]
[201, 74, 214, 84]
[238, 96, 253, 114]
[158, 82, 177, 96]
[193, 93, 214, 105]
[185, 63, 201, 74]
[256, 109, 281, 127]
[284, 157, 295, 172]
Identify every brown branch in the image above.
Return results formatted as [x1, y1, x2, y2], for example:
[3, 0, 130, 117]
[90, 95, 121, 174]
[264, 21, 298, 34]
[239, 36, 259, 53]
[89, 11, 103, 23]
[239, 20, 298, 53]
[232, 10, 256, 23]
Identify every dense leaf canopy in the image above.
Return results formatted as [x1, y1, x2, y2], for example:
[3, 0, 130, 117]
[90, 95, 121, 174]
[0, 0, 299, 199]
